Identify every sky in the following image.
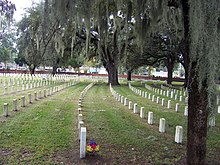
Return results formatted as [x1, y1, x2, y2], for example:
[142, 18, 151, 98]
[10, 0, 41, 22]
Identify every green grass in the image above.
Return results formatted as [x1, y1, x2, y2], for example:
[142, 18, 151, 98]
[0, 82, 88, 164]
[113, 84, 188, 138]
[0, 80, 219, 164]
[82, 83, 185, 164]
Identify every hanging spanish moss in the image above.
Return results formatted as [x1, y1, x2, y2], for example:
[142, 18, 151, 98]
[54, 32, 65, 57]
[189, 0, 220, 115]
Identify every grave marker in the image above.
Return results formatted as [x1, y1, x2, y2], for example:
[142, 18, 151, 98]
[44, 89, 46, 97]
[121, 96, 124, 104]
[34, 91, 37, 101]
[21, 96, 25, 107]
[171, 91, 174, 99]
[13, 99, 18, 111]
[80, 127, 87, 158]
[148, 93, 151, 100]
[179, 96, 183, 102]
[162, 98, 165, 106]
[129, 101, 132, 110]
[174, 94, 177, 100]
[152, 95, 155, 102]
[167, 91, 170, 97]
[167, 100, 171, 109]
[159, 118, 166, 133]
[175, 126, 183, 144]
[185, 97, 188, 104]
[145, 92, 148, 98]
[3, 103, 9, 117]
[156, 97, 160, 104]
[140, 107, 144, 118]
[124, 98, 128, 106]
[28, 93, 32, 103]
[175, 103, 179, 112]
[133, 103, 138, 114]
[209, 117, 215, 127]
[148, 112, 153, 124]
[184, 106, 188, 116]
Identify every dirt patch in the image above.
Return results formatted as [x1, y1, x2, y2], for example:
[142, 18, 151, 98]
[0, 148, 12, 156]
[0, 148, 14, 164]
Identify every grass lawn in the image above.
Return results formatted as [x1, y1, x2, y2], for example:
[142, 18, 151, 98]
[0, 82, 88, 164]
[0, 81, 219, 164]
[82, 83, 186, 164]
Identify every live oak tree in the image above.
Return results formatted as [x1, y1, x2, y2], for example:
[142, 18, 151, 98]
[125, 31, 180, 84]
[50, 0, 136, 85]
[17, 2, 61, 74]
[40, 1, 220, 164]
[133, 0, 220, 164]
[181, 0, 220, 164]
[0, 0, 16, 68]
[0, 0, 16, 29]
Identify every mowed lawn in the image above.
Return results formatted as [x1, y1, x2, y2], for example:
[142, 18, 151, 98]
[82, 83, 185, 164]
[0, 82, 219, 164]
[82, 83, 220, 165]
[0, 83, 88, 164]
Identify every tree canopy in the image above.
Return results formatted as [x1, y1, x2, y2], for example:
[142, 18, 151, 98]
[13, 1, 220, 164]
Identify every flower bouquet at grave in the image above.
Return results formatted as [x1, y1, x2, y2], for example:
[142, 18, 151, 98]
[86, 139, 100, 154]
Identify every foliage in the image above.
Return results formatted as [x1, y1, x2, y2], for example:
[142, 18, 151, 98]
[0, 18, 16, 65]
[16, 2, 61, 72]
[0, 0, 16, 28]
[0, 46, 10, 64]
[189, 0, 220, 113]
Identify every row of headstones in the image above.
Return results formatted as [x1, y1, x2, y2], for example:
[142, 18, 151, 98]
[147, 83, 220, 106]
[160, 84, 184, 94]
[2, 82, 75, 117]
[2, 81, 55, 95]
[129, 84, 189, 116]
[1, 79, 73, 96]
[0, 73, 77, 85]
[145, 84, 188, 102]
[77, 76, 110, 84]
[1, 78, 56, 87]
[78, 83, 94, 159]
[109, 83, 184, 144]
[0, 73, 76, 79]
[0, 73, 77, 86]
[131, 84, 220, 126]
[1, 74, 76, 94]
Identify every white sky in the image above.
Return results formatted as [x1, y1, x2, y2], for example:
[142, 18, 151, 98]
[10, 0, 41, 22]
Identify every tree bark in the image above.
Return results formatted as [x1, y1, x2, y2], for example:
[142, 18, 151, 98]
[182, 0, 208, 164]
[127, 70, 132, 81]
[166, 57, 174, 85]
[184, 68, 188, 88]
[106, 62, 119, 85]
[187, 61, 208, 165]
[52, 66, 57, 76]
[182, 0, 190, 89]
[30, 65, 36, 75]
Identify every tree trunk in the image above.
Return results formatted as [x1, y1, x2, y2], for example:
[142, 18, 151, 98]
[52, 66, 57, 76]
[182, 1, 208, 164]
[30, 65, 36, 75]
[179, 60, 188, 88]
[127, 70, 132, 81]
[106, 62, 119, 85]
[187, 61, 208, 165]
[182, 0, 190, 89]
[166, 57, 174, 85]
[184, 68, 188, 88]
